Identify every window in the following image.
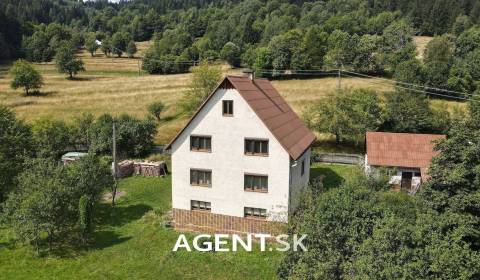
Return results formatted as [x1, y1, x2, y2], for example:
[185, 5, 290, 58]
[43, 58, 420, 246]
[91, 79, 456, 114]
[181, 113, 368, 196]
[191, 200, 211, 211]
[244, 174, 268, 192]
[301, 159, 306, 176]
[244, 207, 267, 219]
[244, 139, 268, 156]
[223, 100, 233, 116]
[190, 135, 211, 152]
[414, 172, 421, 177]
[190, 169, 212, 187]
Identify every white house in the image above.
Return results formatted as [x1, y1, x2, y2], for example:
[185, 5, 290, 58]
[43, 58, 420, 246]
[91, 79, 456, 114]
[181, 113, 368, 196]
[166, 74, 316, 234]
[365, 132, 446, 194]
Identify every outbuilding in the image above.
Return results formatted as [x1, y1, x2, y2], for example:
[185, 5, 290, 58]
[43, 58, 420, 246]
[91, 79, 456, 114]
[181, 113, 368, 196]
[365, 132, 446, 193]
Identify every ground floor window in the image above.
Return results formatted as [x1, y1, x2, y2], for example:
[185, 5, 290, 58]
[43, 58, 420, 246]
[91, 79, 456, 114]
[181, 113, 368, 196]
[191, 200, 211, 212]
[244, 207, 267, 219]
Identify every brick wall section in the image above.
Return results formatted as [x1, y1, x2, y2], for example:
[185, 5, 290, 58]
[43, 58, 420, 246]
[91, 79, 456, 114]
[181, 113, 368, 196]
[173, 208, 285, 235]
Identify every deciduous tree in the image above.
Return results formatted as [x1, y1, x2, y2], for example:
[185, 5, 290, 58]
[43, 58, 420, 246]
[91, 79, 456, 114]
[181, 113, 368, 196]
[126, 40, 137, 58]
[220, 42, 241, 68]
[9, 60, 43, 95]
[306, 88, 383, 143]
[180, 60, 221, 115]
[85, 33, 98, 57]
[0, 106, 33, 202]
[55, 43, 85, 79]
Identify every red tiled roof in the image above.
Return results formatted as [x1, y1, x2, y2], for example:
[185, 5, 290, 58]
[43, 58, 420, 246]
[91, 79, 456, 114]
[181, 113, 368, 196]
[366, 132, 446, 180]
[166, 75, 316, 160]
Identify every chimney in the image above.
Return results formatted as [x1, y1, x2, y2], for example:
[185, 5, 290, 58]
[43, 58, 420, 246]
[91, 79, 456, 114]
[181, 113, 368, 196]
[243, 68, 255, 81]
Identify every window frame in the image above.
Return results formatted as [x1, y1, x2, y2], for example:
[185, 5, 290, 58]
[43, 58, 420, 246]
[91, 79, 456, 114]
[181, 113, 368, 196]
[190, 168, 212, 187]
[191, 200, 211, 212]
[244, 173, 268, 193]
[244, 138, 269, 156]
[244, 207, 267, 219]
[222, 100, 234, 116]
[190, 135, 212, 152]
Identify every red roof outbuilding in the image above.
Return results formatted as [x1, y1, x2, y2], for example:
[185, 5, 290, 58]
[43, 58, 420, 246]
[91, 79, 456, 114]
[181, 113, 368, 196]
[366, 132, 446, 180]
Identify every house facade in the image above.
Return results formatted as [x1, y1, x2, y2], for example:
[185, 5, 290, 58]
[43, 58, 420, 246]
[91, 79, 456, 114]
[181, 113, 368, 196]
[365, 132, 446, 194]
[166, 75, 316, 234]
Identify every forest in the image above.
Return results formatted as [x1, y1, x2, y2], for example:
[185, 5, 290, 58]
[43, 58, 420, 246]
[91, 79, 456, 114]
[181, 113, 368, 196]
[2, 0, 480, 98]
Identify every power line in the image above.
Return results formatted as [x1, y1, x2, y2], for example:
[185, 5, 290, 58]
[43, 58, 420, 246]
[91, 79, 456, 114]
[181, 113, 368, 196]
[256, 68, 480, 102]
[342, 69, 479, 98]
[340, 73, 480, 102]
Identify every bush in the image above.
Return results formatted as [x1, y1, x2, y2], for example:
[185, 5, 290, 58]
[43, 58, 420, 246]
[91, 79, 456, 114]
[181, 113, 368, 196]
[32, 118, 70, 159]
[147, 101, 165, 121]
[87, 114, 157, 157]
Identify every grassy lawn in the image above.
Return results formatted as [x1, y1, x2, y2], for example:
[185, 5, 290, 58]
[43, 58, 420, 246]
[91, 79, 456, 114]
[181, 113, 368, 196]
[310, 163, 359, 190]
[0, 176, 282, 280]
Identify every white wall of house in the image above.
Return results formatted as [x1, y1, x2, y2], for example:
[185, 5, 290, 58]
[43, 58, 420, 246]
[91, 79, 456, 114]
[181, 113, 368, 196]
[171, 87, 294, 222]
[289, 147, 311, 211]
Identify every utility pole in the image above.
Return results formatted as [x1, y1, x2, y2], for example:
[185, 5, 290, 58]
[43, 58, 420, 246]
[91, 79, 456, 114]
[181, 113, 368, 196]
[138, 59, 141, 76]
[112, 121, 118, 206]
[337, 68, 342, 91]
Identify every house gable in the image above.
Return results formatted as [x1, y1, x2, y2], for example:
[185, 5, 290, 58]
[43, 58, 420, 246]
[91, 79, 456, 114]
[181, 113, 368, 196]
[167, 75, 316, 160]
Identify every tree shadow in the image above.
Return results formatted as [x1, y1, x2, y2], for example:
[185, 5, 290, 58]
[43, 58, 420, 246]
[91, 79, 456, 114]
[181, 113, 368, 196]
[91, 230, 132, 250]
[68, 76, 95, 81]
[310, 166, 344, 190]
[0, 241, 16, 250]
[96, 203, 153, 227]
[38, 230, 132, 258]
[160, 111, 184, 123]
[26, 90, 57, 97]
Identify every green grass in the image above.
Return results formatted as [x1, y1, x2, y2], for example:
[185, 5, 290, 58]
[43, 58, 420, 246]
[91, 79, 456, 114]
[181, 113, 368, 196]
[0, 176, 282, 280]
[310, 163, 359, 189]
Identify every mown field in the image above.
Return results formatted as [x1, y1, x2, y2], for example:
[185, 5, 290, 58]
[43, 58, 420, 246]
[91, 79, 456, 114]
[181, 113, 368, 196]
[0, 39, 465, 145]
[0, 164, 355, 280]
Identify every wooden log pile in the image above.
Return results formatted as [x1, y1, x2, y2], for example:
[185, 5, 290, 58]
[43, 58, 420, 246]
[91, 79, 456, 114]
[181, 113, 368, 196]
[118, 160, 134, 178]
[133, 161, 168, 177]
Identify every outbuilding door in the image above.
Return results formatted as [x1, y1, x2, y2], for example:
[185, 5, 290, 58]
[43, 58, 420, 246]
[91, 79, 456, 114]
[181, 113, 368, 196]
[401, 172, 413, 190]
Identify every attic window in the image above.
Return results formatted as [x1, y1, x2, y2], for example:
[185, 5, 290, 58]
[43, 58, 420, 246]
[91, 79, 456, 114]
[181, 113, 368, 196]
[223, 100, 233, 116]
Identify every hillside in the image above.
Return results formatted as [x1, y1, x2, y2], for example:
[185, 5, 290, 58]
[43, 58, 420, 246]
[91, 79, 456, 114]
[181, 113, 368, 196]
[0, 40, 465, 144]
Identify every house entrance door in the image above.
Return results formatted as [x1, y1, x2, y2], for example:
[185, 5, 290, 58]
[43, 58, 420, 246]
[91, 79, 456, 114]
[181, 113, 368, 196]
[401, 172, 413, 190]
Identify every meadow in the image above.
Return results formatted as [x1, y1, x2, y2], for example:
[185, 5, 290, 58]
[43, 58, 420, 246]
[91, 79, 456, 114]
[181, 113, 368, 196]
[0, 39, 464, 144]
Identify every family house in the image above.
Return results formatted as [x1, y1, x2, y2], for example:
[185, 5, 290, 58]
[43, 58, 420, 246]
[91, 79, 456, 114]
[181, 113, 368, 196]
[365, 132, 446, 193]
[166, 74, 316, 234]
